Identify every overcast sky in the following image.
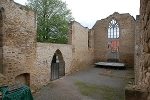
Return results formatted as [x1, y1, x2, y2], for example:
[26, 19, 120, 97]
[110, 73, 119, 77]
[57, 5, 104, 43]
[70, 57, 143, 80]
[14, 0, 140, 28]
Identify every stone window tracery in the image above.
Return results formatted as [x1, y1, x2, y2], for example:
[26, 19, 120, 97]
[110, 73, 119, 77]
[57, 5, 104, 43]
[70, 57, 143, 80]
[107, 18, 119, 62]
[108, 19, 119, 39]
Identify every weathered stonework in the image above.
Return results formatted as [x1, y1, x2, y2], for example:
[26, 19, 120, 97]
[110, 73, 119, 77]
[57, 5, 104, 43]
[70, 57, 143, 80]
[68, 21, 94, 73]
[93, 12, 135, 67]
[0, 0, 37, 89]
[36, 43, 72, 87]
[0, 0, 137, 91]
[125, 84, 148, 100]
[134, 15, 141, 84]
[132, 0, 150, 99]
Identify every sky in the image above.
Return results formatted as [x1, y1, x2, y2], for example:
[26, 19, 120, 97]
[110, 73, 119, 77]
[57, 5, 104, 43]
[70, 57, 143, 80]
[14, 0, 140, 28]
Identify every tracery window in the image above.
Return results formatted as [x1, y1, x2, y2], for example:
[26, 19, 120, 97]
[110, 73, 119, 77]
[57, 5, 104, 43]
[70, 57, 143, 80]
[108, 19, 119, 39]
[107, 18, 119, 62]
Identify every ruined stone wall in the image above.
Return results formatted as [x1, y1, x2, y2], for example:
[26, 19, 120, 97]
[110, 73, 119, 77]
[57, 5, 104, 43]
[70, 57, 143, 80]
[36, 43, 72, 87]
[0, 0, 37, 89]
[134, 0, 150, 98]
[93, 12, 135, 66]
[88, 29, 95, 66]
[68, 21, 94, 73]
[134, 15, 141, 84]
[93, 19, 108, 62]
[0, 1, 94, 89]
[0, 0, 140, 91]
[126, 0, 150, 99]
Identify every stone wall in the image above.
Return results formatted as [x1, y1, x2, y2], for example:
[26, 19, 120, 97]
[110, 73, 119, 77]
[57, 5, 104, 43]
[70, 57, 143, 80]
[0, 0, 141, 91]
[36, 43, 72, 87]
[127, 0, 150, 99]
[134, 15, 141, 84]
[93, 19, 108, 62]
[0, 1, 95, 89]
[93, 12, 135, 67]
[68, 21, 94, 73]
[134, 0, 150, 99]
[0, 0, 37, 89]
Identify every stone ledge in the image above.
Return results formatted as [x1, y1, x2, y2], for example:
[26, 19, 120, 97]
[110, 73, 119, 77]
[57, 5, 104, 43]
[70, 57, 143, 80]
[125, 84, 148, 100]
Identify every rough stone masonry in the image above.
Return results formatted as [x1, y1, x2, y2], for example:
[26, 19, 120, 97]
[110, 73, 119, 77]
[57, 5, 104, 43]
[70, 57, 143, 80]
[0, 0, 138, 97]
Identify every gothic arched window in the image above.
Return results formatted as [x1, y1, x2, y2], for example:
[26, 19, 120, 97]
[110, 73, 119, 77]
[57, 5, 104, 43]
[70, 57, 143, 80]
[108, 19, 119, 39]
[107, 19, 120, 62]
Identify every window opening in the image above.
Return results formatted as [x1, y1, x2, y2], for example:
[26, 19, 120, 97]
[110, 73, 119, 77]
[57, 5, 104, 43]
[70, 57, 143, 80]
[107, 19, 119, 62]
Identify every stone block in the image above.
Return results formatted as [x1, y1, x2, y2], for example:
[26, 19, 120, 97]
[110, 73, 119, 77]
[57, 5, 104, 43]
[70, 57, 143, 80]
[0, 60, 3, 73]
[143, 43, 149, 52]
[0, 28, 3, 34]
[148, 24, 150, 38]
[0, 48, 2, 60]
[148, 41, 150, 50]
[125, 85, 148, 100]
[0, 20, 3, 27]
[146, 1, 150, 15]
[0, 34, 3, 42]
[144, 14, 148, 28]
[0, 42, 3, 47]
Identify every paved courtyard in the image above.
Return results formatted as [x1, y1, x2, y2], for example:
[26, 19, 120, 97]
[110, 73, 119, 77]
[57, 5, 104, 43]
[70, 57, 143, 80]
[34, 65, 134, 100]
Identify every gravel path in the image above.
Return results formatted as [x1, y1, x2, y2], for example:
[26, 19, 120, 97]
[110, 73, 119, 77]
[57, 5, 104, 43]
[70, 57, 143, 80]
[34, 65, 134, 100]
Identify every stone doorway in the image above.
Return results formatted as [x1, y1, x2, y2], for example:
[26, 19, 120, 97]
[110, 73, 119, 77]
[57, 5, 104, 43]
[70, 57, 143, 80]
[51, 49, 65, 81]
[107, 18, 119, 62]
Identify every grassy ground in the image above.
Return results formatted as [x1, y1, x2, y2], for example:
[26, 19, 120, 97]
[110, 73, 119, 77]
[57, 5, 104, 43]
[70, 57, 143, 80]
[75, 82, 124, 100]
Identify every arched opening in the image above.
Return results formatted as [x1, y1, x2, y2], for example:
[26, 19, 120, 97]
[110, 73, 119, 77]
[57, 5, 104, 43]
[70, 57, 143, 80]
[51, 49, 65, 81]
[15, 73, 30, 87]
[107, 18, 119, 62]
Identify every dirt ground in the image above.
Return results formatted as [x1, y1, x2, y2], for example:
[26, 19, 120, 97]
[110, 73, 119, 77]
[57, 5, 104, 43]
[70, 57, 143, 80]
[34, 65, 134, 100]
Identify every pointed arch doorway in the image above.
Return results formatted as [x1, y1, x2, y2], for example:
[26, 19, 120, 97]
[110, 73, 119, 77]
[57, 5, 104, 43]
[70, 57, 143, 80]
[51, 49, 65, 81]
[107, 19, 119, 62]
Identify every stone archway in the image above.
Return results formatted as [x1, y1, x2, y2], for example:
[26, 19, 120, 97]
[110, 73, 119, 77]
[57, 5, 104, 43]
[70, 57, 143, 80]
[51, 49, 65, 81]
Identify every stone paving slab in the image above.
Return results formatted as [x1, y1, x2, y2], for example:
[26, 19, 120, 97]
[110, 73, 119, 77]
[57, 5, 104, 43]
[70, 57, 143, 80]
[95, 62, 125, 67]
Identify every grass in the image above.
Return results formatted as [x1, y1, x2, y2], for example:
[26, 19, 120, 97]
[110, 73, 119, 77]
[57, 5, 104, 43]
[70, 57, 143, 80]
[75, 82, 124, 100]
[35, 87, 41, 92]
[124, 78, 134, 84]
